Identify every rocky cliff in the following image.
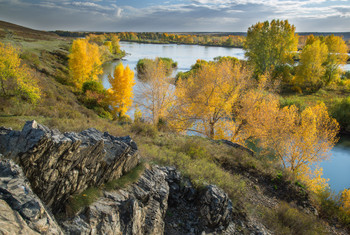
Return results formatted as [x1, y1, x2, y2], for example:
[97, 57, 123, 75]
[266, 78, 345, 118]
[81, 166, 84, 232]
[0, 120, 140, 213]
[0, 121, 269, 234]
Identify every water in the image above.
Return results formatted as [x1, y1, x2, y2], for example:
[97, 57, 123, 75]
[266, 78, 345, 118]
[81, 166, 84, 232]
[321, 136, 350, 193]
[100, 42, 350, 193]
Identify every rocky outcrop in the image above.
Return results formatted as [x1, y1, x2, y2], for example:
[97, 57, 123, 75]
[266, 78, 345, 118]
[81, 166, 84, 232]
[61, 166, 169, 235]
[61, 166, 240, 235]
[0, 120, 140, 213]
[0, 159, 63, 234]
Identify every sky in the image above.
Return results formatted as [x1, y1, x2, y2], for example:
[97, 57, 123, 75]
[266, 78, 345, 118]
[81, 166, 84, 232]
[0, 0, 349, 32]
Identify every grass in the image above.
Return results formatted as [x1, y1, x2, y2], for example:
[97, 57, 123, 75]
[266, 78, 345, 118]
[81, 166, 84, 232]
[261, 202, 326, 235]
[66, 162, 146, 216]
[104, 162, 146, 191]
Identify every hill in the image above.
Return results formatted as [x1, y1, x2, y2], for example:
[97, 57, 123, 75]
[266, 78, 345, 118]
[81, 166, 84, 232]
[0, 20, 349, 234]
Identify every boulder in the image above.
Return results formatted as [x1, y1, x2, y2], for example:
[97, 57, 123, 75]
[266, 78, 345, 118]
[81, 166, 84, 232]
[0, 159, 63, 234]
[0, 120, 140, 213]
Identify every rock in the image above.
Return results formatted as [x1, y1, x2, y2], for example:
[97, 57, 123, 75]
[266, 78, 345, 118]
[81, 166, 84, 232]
[199, 185, 233, 228]
[0, 159, 63, 234]
[0, 120, 140, 213]
[61, 166, 169, 235]
[218, 139, 255, 157]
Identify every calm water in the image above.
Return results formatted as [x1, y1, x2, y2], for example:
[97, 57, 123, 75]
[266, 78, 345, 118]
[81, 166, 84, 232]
[100, 42, 350, 193]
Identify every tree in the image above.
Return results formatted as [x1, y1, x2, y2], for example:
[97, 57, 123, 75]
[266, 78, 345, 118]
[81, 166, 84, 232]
[169, 60, 251, 139]
[257, 103, 338, 173]
[295, 39, 328, 91]
[68, 39, 102, 89]
[323, 35, 349, 84]
[244, 19, 298, 77]
[136, 59, 175, 125]
[0, 42, 40, 104]
[107, 63, 135, 118]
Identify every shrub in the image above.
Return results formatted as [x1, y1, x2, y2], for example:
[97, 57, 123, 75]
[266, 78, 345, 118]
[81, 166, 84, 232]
[82, 80, 104, 94]
[331, 96, 350, 132]
[263, 202, 325, 234]
[130, 121, 158, 138]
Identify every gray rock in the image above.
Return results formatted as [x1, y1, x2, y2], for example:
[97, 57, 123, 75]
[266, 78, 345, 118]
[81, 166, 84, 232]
[61, 166, 169, 235]
[199, 185, 233, 228]
[0, 120, 140, 213]
[0, 159, 63, 234]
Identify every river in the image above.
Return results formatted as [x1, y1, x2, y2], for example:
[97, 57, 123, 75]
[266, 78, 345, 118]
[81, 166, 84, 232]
[100, 41, 350, 193]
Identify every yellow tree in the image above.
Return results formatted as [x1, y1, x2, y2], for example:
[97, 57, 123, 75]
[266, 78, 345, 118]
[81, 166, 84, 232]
[0, 42, 40, 104]
[324, 35, 349, 84]
[108, 63, 135, 118]
[68, 39, 102, 89]
[136, 59, 175, 125]
[295, 39, 328, 91]
[169, 60, 251, 139]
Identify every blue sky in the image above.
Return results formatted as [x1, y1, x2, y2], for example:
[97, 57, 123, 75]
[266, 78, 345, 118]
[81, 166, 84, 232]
[0, 0, 349, 32]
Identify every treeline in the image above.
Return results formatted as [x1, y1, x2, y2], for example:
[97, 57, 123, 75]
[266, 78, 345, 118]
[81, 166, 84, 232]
[116, 32, 246, 47]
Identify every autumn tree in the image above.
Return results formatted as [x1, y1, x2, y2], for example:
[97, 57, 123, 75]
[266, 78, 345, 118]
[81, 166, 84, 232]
[295, 39, 328, 91]
[68, 39, 102, 89]
[323, 35, 349, 84]
[0, 42, 41, 104]
[136, 59, 175, 125]
[108, 63, 135, 118]
[244, 19, 298, 78]
[169, 59, 251, 139]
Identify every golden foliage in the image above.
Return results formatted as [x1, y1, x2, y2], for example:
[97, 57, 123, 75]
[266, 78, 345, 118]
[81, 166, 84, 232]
[136, 59, 175, 125]
[108, 63, 135, 118]
[68, 39, 102, 89]
[340, 188, 350, 215]
[295, 38, 328, 90]
[169, 60, 251, 139]
[0, 42, 41, 104]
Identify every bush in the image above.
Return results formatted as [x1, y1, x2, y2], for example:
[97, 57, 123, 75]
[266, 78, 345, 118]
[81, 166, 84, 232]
[130, 121, 158, 138]
[82, 80, 104, 94]
[331, 96, 350, 132]
[263, 202, 325, 234]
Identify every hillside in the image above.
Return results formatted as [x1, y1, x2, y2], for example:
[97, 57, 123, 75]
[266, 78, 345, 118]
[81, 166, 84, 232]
[0, 20, 350, 234]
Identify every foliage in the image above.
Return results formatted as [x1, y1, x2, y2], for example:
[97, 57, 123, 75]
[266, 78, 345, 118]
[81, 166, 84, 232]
[116, 32, 246, 48]
[331, 96, 350, 132]
[68, 39, 102, 89]
[169, 59, 251, 139]
[341, 189, 350, 216]
[137, 57, 177, 81]
[323, 35, 349, 85]
[0, 42, 41, 104]
[295, 39, 328, 91]
[136, 59, 175, 125]
[82, 80, 104, 94]
[107, 63, 135, 118]
[130, 121, 158, 138]
[80, 81, 112, 119]
[244, 19, 298, 77]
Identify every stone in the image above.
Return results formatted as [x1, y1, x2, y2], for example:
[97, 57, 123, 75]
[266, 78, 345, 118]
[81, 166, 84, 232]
[0, 159, 63, 234]
[0, 120, 140, 213]
[199, 185, 233, 228]
[61, 166, 169, 235]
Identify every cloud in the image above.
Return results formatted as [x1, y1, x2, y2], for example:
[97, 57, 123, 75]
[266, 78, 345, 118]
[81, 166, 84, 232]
[0, 0, 349, 32]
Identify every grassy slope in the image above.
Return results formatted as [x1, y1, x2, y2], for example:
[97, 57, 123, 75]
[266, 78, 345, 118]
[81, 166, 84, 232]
[0, 21, 349, 234]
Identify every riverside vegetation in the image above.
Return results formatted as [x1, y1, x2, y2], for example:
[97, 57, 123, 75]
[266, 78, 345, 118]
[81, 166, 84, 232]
[1, 19, 350, 234]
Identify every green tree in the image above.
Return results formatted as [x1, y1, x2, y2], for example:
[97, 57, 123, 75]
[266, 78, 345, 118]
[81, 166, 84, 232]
[244, 19, 298, 78]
